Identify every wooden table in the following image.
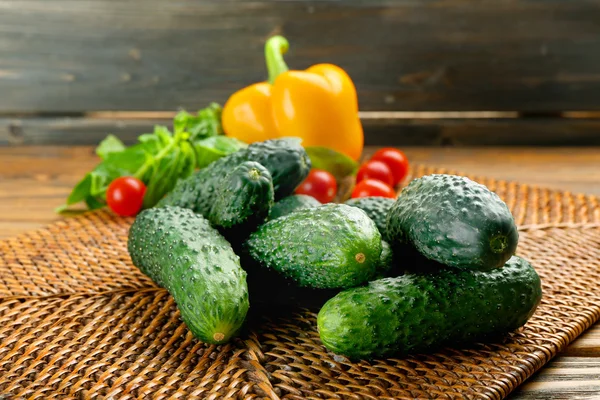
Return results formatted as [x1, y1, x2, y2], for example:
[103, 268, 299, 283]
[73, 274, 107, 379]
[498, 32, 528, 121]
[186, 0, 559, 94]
[1, 146, 599, 399]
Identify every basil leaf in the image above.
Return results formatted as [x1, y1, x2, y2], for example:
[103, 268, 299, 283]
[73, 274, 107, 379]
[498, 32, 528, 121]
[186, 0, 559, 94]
[142, 142, 196, 208]
[194, 136, 247, 168]
[154, 126, 173, 146]
[305, 146, 359, 179]
[84, 196, 105, 210]
[96, 134, 125, 159]
[138, 133, 157, 143]
[103, 147, 150, 176]
[178, 140, 197, 179]
[173, 111, 194, 135]
[89, 169, 111, 197]
[66, 173, 92, 205]
[175, 103, 223, 141]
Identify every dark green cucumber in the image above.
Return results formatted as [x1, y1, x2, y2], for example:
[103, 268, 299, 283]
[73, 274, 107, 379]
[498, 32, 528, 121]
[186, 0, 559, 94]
[374, 240, 399, 279]
[244, 204, 382, 289]
[318, 255, 542, 359]
[345, 196, 395, 239]
[267, 194, 321, 221]
[157, 138, 310, 215]
[127, 206, 249, 344]
[386, 174, 518, 270]
[208, 161, 274, 238]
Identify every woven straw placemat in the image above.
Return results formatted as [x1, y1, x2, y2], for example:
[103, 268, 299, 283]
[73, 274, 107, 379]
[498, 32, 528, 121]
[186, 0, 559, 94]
[0, 165, 599, 399]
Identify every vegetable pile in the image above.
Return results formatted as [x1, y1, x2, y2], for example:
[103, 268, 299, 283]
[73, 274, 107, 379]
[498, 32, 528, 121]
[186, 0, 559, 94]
[126, 138, 542, 359]
[60, 35, 542, 360]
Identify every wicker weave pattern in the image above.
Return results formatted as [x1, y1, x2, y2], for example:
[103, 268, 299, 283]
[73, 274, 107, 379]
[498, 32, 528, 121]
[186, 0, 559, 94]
[1, 168, 599, 399]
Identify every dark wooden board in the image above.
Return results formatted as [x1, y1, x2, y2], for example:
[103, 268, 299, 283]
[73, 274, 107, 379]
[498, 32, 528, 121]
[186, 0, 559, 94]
[1, 1, 600, 113]
[3, 116, 600, 146]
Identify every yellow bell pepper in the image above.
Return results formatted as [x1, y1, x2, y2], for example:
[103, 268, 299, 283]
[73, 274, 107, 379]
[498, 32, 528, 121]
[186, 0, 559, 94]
[222, 36, 364, 161]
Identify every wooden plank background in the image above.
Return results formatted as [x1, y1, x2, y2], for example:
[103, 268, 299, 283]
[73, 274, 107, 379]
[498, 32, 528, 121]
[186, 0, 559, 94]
[3, 116, 600, 146]
[1, 0, 600, 114]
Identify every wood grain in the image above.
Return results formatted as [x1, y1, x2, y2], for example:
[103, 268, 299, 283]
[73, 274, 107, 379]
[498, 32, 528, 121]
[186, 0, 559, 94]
[1, 145, 599, 399]
[511, 357, 600, 400]
[3, 116, 600, 146]
[1, 1, 600, 112]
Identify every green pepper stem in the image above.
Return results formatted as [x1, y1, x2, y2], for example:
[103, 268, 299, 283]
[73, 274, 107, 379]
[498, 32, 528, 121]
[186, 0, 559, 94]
[265, 35, 289, 84]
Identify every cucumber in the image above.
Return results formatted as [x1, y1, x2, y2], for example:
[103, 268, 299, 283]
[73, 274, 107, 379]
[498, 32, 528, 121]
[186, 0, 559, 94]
[127, 206, 249, 344]
[157, 138, 310, 215]
[374, 240, 399, 279]
[386, 174, 518, 271]
[208, 161, 274, 239]
[317, 255, 542, 359]
[244, 204, 382, 289]
[345, 196, 395, 239]
[267, 194, 321, 221]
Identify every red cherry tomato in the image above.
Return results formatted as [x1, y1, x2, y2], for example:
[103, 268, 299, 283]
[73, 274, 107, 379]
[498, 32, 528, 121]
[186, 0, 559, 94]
[356, 160, 394, 186]
[370, 148, 409, 186]
[106, 176, 147, 217]
[295, 169, 338, 203]
[351, 179, 396, 199]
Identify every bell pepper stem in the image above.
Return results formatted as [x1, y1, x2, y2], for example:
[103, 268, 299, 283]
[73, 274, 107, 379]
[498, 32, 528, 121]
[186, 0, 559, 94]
[265, 36, 289, 85]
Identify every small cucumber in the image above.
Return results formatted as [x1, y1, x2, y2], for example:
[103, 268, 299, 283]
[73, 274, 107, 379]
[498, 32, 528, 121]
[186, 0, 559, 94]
[208, 161, 274, 239]
[128, 206, 249, 344]
[317, 255, 542, 359]
[244, 204, 382, 289]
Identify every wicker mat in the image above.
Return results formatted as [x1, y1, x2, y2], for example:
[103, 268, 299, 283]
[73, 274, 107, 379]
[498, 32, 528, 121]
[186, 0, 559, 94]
[1, 165, 599, 400]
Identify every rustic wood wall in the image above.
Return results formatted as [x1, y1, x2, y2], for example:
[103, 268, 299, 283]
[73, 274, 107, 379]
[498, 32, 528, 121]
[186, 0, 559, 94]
[1, 0, 600, 146]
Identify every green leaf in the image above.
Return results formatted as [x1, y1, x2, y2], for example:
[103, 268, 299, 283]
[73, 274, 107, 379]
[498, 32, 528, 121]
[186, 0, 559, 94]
[84, 196, 105, 210]
[173, 111, 193, 135]
[154, 125, 174, 146]
[138, 133, 157, 143]
[66, 173, 92, 205]
[179, 140, 198, 178]
[193, 136, 247, 168]
[175, 103, 223, 141]
[305, 146, 359, 179]
[103, 147, 150, 176]
[96, 134, 125, 159]
[142, 142, 196, 208]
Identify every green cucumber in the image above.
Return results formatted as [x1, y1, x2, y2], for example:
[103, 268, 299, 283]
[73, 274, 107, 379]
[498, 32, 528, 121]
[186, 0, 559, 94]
[157, 138, 310, 215]
[386, 174, 518, 270]
[208, 161, 274, 239]
[345, 196, 395, 239]
[374, 240, 399, 279]
[267, 194, 321, 221]
[244, 204, 382, 289]
[127, 206, 249, 344]
[317, 255, 542, 359]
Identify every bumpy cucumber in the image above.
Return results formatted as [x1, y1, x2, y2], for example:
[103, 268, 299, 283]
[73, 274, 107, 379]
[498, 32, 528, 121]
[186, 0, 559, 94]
[317, 255, 542, 359]
[345, 196, 395, 239]
[374, 240, 398, 279]
[128, 206, 249, 344]
[244, 204, 382, 289]
[157, 138, 310, 215]
[386, 174, 518, 270]
[208, 161, 274, 238]
[267, 194, 321, 221]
